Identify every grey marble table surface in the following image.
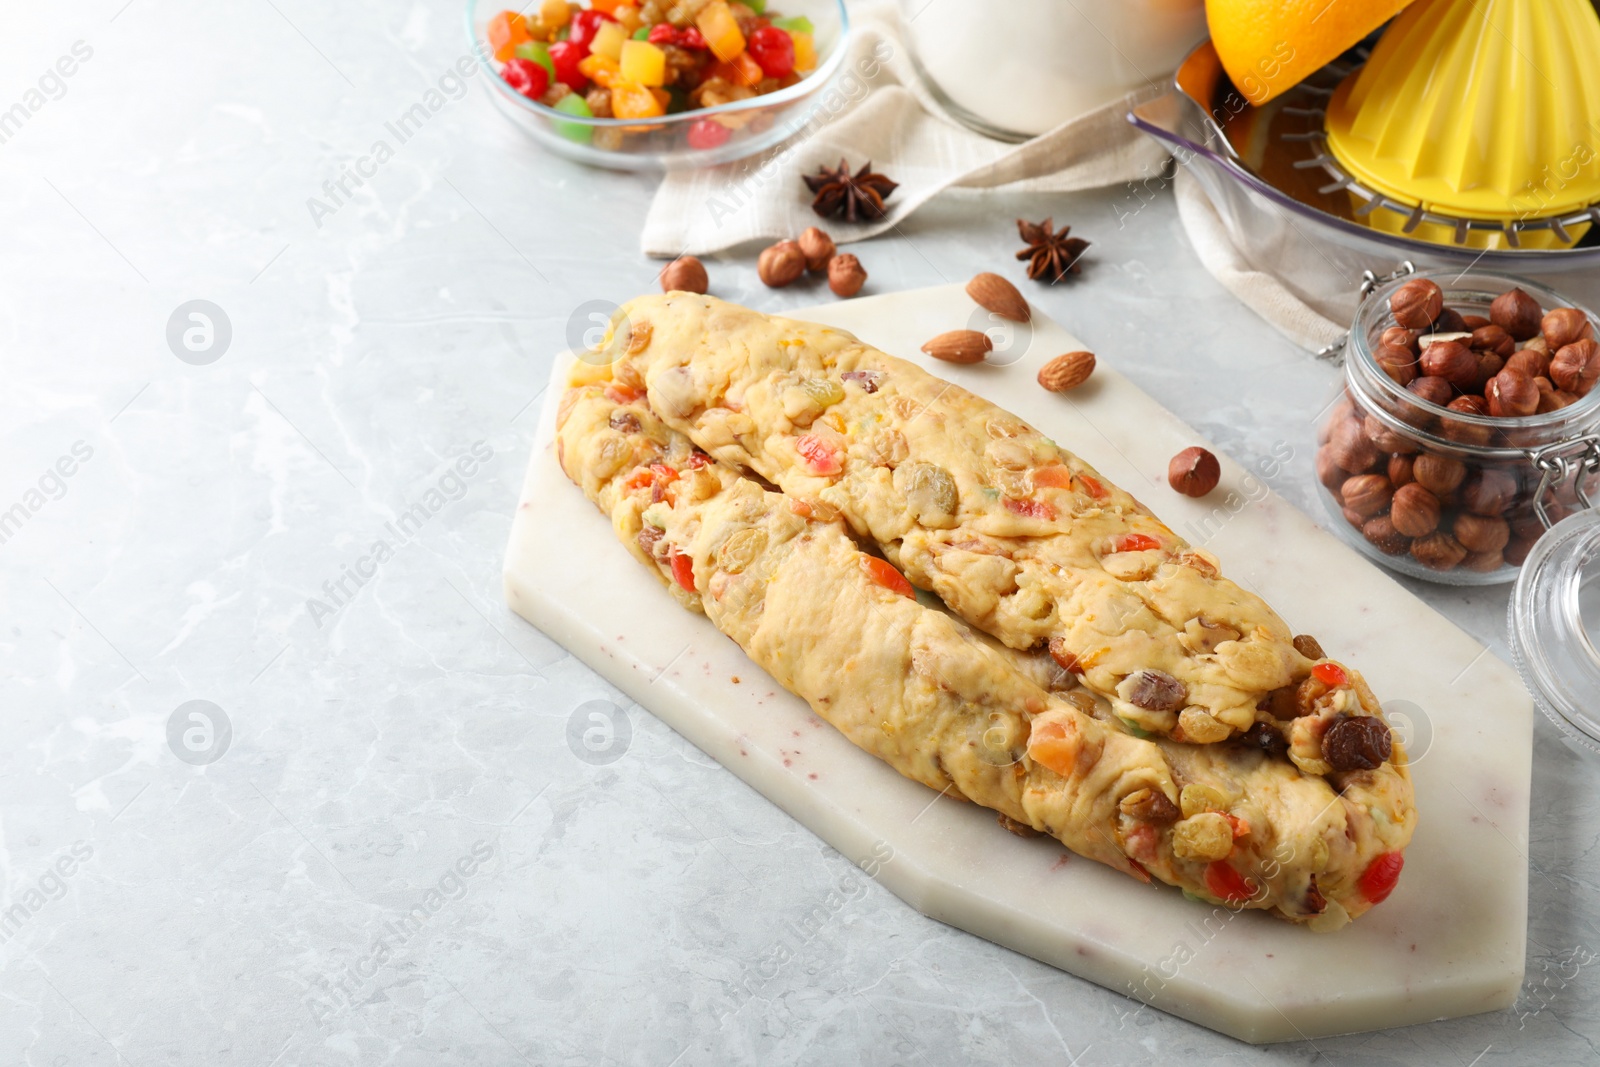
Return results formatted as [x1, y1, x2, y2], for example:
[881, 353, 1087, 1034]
[3, 1, 1597, 1064]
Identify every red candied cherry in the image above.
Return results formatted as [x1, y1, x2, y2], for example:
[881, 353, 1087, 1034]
[1311, 662, 1348, 687]
[647, 23, 677, 45]
[501, 58, 549, 101]
[676, 26, 708, 50]
[687, 118, 732, 150]
[568, 9, 615, 50]
[548, 40, 590, 91]
[746, 25, 795, 78]
[1359, 851, 1404, 904]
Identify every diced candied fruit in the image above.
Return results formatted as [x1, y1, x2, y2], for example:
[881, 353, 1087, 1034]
[1032, 465, 1074, 489]
[549, 40, 591, 90]
[1004, 497, 1057, 521]
[1113, 533, 1161, 553]
[705, 51, 764, 87]
[770, 15, 812, 34]
[790, 31, 816, 72]
[501, 57, 550, 100]
[1312, 662, 1349, 687]
[1359, 851, 1404, 904]
[746, 25, 794, 77]
[613, 4, 643, 33]
[590, 0, 628, 13]
[1204, 861, 1256, 904]
[578, 53, 623, 87]
[1027, 719, 1079, 776]
[513, 40, 557, 81]
[589, 19, 629, 61]
[670, 551, 697, 592]
[861, 556, 914, 599]
[687, 117, 732, 149]
[794, 433, 841, 475]
[488, 11, 534, 62]
[569, 9, 616, 50]
[695, 0, 747, 62]
[539, 0, 570, 30]
[551, 92, 595, 143]
[619, 40, 667, 86]
[611, 81, 665, 119]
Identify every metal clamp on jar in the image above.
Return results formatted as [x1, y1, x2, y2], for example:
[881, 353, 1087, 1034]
[1314, 268, 1600, 750]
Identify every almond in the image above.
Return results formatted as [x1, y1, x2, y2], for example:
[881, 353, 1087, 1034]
[922, 329, 992, 365]
[966, 272, 1030, 323]
[1037, 350, 1096, 392]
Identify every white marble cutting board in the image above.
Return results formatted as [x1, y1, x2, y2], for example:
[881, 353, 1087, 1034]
[503, 284, 1532, 1043]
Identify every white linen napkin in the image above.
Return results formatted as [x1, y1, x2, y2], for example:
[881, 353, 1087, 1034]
[640, 0, 1172, 258]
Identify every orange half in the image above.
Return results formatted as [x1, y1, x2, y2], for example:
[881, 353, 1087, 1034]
[1207, 0, 1419, 104]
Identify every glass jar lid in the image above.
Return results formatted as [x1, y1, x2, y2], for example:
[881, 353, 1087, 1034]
[1510, 506, 1600, 750]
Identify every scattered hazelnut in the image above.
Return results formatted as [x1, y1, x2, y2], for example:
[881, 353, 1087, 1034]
[1504, 347, 1550, 380]
[1374, 343, 1419, 386]
[1486, 369, 1539, 417]
[658, 254, 708, 295]
[1390, 483, 1441, 538]
[1460, 468, 1518, 516]
[1413, 453, 1466, 496]
[1470, 324, 1515, 359]
[1542, 307, 1595, 351]
[1410, 531, 1468, 571]
[1341, 473, 1394, 519]
[797, 227, 836, 272]
[1550, 339, 1600, 397]
[1328, 417, 1379, 473]
[1390, 279, 1444, 329]
[1407, 376, 1454, 408]
[1491, 287, 1543, 340]
[1453, 513, 1510, 555]
[1168, 446, 1221, 498]
[1362, 515, 1411, 556]
[1388, 453, 1415, 487]
[758, 240, 806, 287]
[1420, 340, 1477, 389]
[1381, 326, 1421, 353]
[827, 253, 867, 298]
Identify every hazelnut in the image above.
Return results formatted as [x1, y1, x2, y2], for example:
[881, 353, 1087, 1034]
[1433, 307, 1470, 334]
[1341, 473, 1394, 518]
[1463, 549, 1506, 573]
[1542, 307, 1595, 350]
[1363, 413, 1417, 455]
[1491, 287, 1543, 340]
[1440, 395, 1494, 447]
[1486, 369, 1539, 417]
[1537, 381, 1580, 413]
[1460, 468, 1518, 516]
[1388, 453, 1415, 487]
[1550, 339, 1600, 397]
[1374, 343, 1419, 386]
[758, 240, 806, 287]
[1328, 417, 1379, 473]
[1420, 340, 1477, 389]
[1316, 446, 1349, 493]
[1453, 512, 1510, 555]
[1168, 446, 1221, 497]
[1390, 483, 1441, 537]
[1470, 324, 1515, 359]
[1362, 515, 1411, 556]
[797, 227, 836, 272]
[1470, 351, 1505, 394]
[1407, 375, 1454, 408]
[1342, 505, 1367, 529]
[1504, 347, 1550, 380]
[1390, 279, 1444, 329]
[1381, 326, 1421, 353]
[1461, 314, 1491, 331]
[1448, 394, 1490, 417]
[1410, 531, 1467, 571]
[658, 254, 708, 295]
[827, 253, 867, 298]
[1511, 507, 1547, 540]
[1505, 534, 1539, 567]
[1413, 453, 1466, 496]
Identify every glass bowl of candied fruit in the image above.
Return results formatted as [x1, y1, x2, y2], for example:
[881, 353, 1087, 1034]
[468, 0, 851, 169]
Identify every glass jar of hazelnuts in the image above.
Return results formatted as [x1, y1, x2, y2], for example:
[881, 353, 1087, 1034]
[1315, 270, 1600, 587]
[1318, 270, 1600, 748]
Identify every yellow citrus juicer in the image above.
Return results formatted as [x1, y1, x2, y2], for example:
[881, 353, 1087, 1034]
[1322, 0, 1600, 249]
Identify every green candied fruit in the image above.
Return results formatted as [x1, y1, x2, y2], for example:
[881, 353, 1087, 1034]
[802, 377, 845, 407]
[770, 15, 813, 34]
[744, 0, 766, 11]
[1116, 716, 1154, 739]
[632, 26, 650, 39]
[513, 40, 556, 81]
[552, 93, 594, 144]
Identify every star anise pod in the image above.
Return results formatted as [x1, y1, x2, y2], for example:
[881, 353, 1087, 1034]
[1016, 218, 1090, 283]
[804, 159, 898, 222]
